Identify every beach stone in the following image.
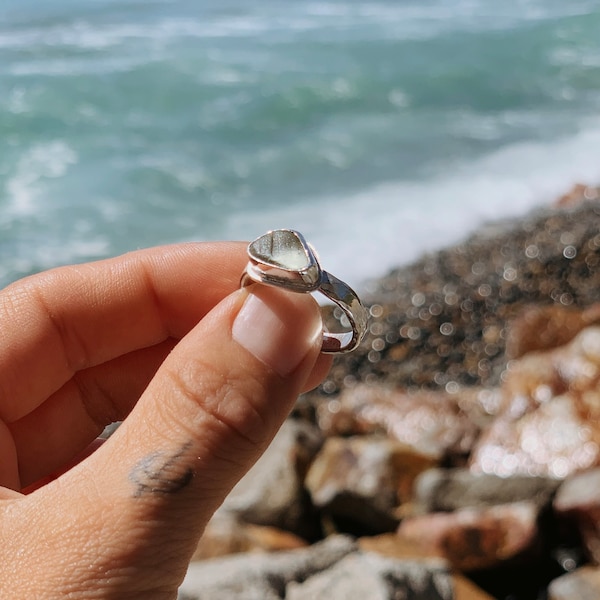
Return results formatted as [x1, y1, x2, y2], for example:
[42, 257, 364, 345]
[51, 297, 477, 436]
[358, 533, 495, 598]
[220, 418, 323, 538]
[285, 552, 454, 600]
[396, 501, 541, 571]
[414, 467, 560, 514]
[305, 435, 435, 535]
[553, 468, 600, 563]
[555, 183, 599, 207]
[285, 553, 388, 600]
[452, 574, 497, 600]
[286, 551, 452, 600]
[317, 383, 480, 462]
[178, 535, 356, 600]
[191, 511, 307, 561]
[359, 533, 443, 561]
[470, 326, 600, 479]
[548, 566, 600, 600]
[505, 303, 600, 359]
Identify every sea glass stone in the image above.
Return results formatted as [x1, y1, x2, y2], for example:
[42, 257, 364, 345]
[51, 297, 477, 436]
[248, 229, 311, 270]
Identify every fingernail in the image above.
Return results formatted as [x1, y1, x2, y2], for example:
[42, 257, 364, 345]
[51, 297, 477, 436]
[232, 289, 321, 376]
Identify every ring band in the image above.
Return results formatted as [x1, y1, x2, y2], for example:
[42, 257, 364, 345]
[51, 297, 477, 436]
[241, 229, 368, 354]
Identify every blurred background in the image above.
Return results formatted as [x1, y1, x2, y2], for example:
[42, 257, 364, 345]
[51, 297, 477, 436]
[1, 0, 600, 289]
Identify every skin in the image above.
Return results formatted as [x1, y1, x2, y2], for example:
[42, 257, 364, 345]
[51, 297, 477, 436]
[0, 242, 332, 599]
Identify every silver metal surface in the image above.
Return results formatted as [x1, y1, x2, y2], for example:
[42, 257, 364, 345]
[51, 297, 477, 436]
[241, 229, 368, 354]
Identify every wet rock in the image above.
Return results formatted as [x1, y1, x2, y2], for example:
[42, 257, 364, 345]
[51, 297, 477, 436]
[221, 419, 323, 538]
[286, 551, 452, 600]
[470, 326, 600, 479]
[317, 384, 481, 462]
[414, 468, 560, 514]
[305, 436, 435, 535]
[396, 501, 541, 571]
[548, 566, 600, 600]
[553, 468, 600, 563]
[178, 535, 356, 600]
[191, 511, 307, 561]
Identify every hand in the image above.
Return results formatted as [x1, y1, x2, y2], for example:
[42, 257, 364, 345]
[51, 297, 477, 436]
[0, 242, 331, 598]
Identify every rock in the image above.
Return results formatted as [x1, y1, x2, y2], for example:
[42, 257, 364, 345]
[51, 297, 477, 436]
[359, 533, 444, 562]
[358, 534, 495, 599]
[414, 468, 560, 514]
[505, 303, 600, 359]
[452, 574, 497, 600]
[556, 183, 599, 207]
[548, 566, 600, 600]
[178, 535, 356, 600]
[396, 501, 541, 571]
[286, 551, 452, 600]
[305, 435, 435, 535]
[317, 384, 480, 462]
[553, 468, 600, 563]
[470, 326, 600, 479]
[286, 552, 388, 600]
[221, 419, 323, 538]
[191, 511, 307, 561]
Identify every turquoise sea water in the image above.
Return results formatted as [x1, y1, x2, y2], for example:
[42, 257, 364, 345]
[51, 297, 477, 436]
[2, 0, 600, 289]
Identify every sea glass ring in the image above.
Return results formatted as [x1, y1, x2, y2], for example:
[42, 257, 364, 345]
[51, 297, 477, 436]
[241, 229, 368, 354]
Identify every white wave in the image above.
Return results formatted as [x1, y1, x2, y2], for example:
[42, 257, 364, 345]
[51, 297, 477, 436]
[226, 118, 600, 291]
[1, 0, 592, 57]
[3, 140, 78, 220]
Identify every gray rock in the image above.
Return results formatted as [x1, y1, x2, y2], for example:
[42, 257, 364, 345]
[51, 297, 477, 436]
[548, 566, 600, 600]
[178, 535, 356, 600]
[553, 468, 600, 563]
[286, 551, 452, 600]
[221, 419, 323, 537]
[414, 467, 560, 514]
[305, 436, 414, 535]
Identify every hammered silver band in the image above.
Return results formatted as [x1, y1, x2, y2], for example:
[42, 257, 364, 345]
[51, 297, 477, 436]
[241, 229, 368, 354]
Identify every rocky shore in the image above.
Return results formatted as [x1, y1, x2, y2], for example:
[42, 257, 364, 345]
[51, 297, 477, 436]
[179, 186, 600, 600]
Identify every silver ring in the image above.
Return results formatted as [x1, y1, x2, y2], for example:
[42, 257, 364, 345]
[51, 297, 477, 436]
[241, 229, 368, 354]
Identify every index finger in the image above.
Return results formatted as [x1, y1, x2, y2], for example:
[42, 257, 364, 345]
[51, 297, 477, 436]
[0, 242, 248, 423]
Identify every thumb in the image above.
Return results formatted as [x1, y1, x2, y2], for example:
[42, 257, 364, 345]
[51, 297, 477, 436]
[8, 284, 326, 596]
[111, 283, 326, 509]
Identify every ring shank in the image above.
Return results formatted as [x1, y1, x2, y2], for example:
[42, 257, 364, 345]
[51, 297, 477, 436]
[241, 263, 367, 354]
[318, 271, 368, 353]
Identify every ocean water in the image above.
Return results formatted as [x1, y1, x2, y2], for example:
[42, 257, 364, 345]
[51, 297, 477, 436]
[2, 0, 600, 291]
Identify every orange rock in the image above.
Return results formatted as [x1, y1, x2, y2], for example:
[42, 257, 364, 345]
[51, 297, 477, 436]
[358, 533, 440, 561]
[471, 326, 600, 479]
[191, 513, 307, 561]
[505, 303, 600, 359]
[317, 384, 481, 461]
[453, 574, 496, 600]
[555, 183, 599, 207]
[305, 436, 436, 535]
[396, 502, 540, 572]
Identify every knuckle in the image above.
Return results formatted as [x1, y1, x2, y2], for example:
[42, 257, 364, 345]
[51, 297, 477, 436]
[161, 356, 270, 454]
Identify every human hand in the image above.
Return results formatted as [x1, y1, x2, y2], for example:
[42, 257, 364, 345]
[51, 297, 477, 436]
[0, 242, 331, 598]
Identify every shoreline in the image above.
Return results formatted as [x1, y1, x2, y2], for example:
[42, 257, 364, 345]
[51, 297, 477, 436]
[313, 185, 600, 396]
